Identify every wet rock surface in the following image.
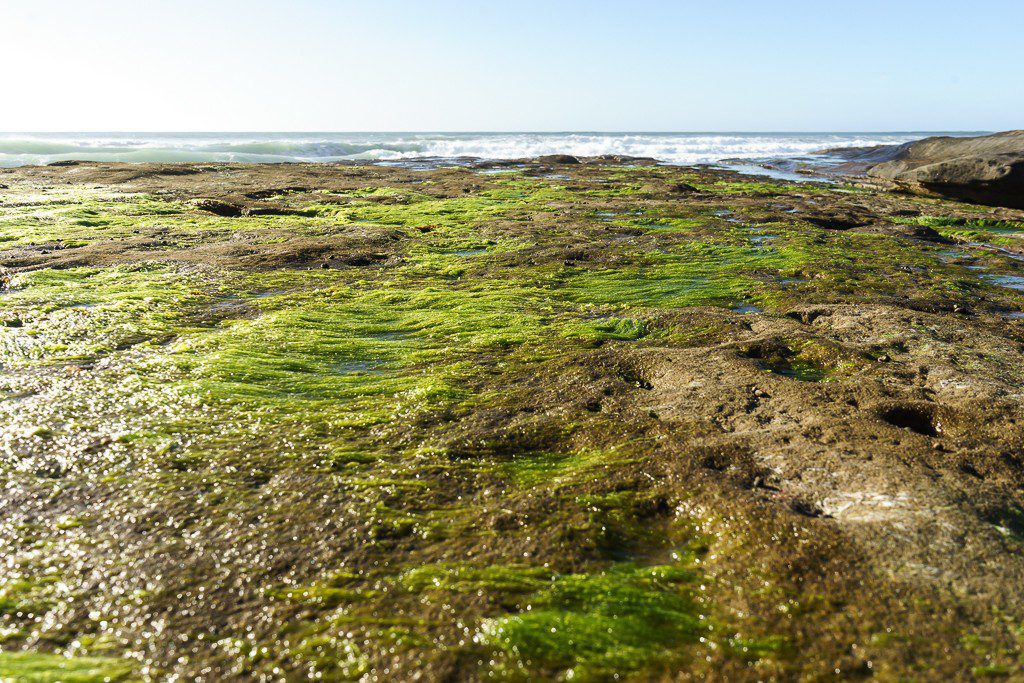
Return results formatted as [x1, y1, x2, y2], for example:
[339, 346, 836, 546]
[1, 160, 1024, 679]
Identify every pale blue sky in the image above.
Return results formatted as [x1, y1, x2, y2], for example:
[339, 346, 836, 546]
[2, 0, 1020, 131]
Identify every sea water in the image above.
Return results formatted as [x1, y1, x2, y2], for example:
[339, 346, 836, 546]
[0, 131, 983, 168]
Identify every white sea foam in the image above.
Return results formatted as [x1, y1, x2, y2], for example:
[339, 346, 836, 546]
[0, 132, 978, 168]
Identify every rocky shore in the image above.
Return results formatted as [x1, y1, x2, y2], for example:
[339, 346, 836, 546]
[741, 129, 1024, 212]
[866, 130, 1024, 209]
[1, 157, 1024, 680]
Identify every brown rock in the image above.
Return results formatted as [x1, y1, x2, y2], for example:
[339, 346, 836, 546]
[190, 198, 244, 217]
[535, 154, 580, 165]
[867, 130, 1024, 209]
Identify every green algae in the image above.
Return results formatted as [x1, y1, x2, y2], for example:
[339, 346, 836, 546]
[266, 560, 712, 681]
[268, 584, 379, 609]
[0, 652, 136, 682]
[0, 265, 214, 367]
[896, 215, 1024, 234]
[2, 164, 1022, 680]
[961, 624, 1024, 679]
[0, 187, 391, 251]
[400, 564, 554, 594]
[478, 563, 706, 679]
[749, 338, 862, 382]
[892, 215, 1024, 251]
[557, 242, 808, 309]
[0, 176, 976, 471]
[0, 190, 183, 247]
[165, 274, 659, 441]
[692, 179, 830, 196]
[502, 449, 631, 488]
[279, 547, 736, 680]
[311, 179, 572, 228]
[609, 215, 707, 233]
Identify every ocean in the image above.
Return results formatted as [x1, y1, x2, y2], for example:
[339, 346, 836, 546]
[0, 131, 983, 168]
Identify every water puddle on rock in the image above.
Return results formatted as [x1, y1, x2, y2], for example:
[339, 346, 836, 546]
[475, 165, 528, 175]
[714, 162, 836, 184]
[595, 211, 643, 222]
[749, 233, 777, 247]
[950, 243, 1024, 291]
[732, 304, 764, 315]
[984, 274, 1024, 291]
[936, 250, 972, 263]
[969, 242, 1024, 263]
[714, 209, 779, 248]
[741, 342, 831, 382]
[712, 209, 742, 223]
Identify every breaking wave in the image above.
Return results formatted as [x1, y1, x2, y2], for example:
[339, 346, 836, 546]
[0, 132, 974, 168]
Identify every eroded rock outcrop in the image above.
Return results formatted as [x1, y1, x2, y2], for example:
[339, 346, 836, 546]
[866, 130, 1024, 209]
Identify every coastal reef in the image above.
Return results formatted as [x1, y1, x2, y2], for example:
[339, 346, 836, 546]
[1, 159, 1024, 680]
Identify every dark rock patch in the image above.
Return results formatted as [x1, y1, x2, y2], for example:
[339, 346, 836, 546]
[190, 198, 244, 217]
[878, 404, 941, 437]
[535, 154, 580, 165]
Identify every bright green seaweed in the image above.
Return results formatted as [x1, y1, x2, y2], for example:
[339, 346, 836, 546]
[0, 652, 135, 682]
[1, 165, 1024, 680]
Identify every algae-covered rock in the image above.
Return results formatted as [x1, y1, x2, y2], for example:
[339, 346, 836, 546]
[0, 159, 1023, 680]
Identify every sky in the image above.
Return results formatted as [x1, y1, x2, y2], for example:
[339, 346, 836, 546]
[1, 0, 1021, 132]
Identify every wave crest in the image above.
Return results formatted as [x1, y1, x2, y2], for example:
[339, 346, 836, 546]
[0, 132, 959, 168]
